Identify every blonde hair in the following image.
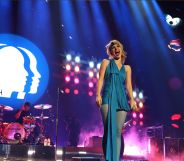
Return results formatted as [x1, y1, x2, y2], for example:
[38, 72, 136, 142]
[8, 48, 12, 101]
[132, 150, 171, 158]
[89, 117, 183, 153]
[105, 40, 127, 63]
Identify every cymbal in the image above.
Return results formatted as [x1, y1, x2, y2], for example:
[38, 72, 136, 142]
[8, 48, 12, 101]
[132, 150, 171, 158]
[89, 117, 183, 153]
[34, 104, 52, 110]
[0, 105, 13, 111]
[35, 116, 49, 120]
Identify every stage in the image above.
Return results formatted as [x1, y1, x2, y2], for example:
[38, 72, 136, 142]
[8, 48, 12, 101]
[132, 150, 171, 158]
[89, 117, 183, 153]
[0, 144, 148, 161]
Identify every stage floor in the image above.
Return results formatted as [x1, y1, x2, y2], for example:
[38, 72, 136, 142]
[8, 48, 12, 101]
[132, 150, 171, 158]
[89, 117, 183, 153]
[0, 144, 149, 161]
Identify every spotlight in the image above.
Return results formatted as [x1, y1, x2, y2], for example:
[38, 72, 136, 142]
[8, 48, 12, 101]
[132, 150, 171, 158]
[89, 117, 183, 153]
[166, 14, 182, 27]
[171, 123, 179, 128]
[133, 121, 137, 126]
[65, 64, 71, 71]
[97, 63, 101, 69]
[139, 121, 144, 126]
[171, 114, 181, 121]
[88, 91, 93, 96]
[139, 113, 143, 119]
[74, 89, 79, 95]
[132, 112, 137, 118]
[138, 91, 143, 99]
[65, 76, 70, 82]
[74, 77, 79, 84]
[168, 39, 182, 52]
[89, 61, 94, 68]
[96, 73, 99, 79]
[75, 56, 80, 63]
[28, 150, 35, 156]
[74, 65, 80, 73]
[133, 91, 137, 98]
[64, 88, 70, 94]
[66, 54, 72, 61]
[88, 82, 94, 88]
[56, 149, 63, 155]
[139, 101, 143, 108]
[89, 71, 94, 78]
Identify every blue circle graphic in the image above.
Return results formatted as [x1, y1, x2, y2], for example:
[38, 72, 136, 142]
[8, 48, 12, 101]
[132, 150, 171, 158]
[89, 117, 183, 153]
[0, 34, 49, 109]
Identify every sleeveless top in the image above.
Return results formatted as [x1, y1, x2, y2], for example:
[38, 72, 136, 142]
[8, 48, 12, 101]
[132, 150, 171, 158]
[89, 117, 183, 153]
[101, 59, 131, 161]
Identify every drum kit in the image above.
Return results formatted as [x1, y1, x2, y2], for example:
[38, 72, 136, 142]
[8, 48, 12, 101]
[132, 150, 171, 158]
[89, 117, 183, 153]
[0, 104, 52, 145]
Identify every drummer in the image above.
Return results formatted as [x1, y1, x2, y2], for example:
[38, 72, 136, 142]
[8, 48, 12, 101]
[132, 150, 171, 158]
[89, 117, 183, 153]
[15, 102, 31, 124]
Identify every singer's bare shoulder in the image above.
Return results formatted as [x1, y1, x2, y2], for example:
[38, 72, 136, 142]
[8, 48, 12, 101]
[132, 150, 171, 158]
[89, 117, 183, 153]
[100, 59, 109, 69]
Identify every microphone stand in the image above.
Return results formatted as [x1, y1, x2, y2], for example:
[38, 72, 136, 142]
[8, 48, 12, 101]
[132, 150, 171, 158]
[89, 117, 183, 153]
[55, 87, 60, 160]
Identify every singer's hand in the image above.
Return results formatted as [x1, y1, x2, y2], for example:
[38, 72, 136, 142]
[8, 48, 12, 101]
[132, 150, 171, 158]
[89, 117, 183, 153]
[96, 95, 102, 108]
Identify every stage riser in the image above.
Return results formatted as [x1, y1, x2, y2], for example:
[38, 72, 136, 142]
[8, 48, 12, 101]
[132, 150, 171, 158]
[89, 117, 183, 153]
[0, 144, 148, 161]
[0, 144, 55, 160]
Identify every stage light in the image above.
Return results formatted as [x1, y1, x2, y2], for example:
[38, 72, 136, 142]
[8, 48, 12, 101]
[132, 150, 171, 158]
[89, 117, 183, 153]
[89, 61, 94, 68]
[168, 39, 182, 52]
[74, 89, 79, 95]
[75, 56, 80, 63]
[138, 91, 143, 99]
[64, 88, 70, 94]
[65, 76, 70, 82]
[66, 54, 72, 61]
[166, 14, 182, 27]
[171, 123, 179, 128]
[96, 63, 101, 69]
[97, 63, 101, 69]
[27, 150, 35, 156]
[139, 121, 144, 126]
[56, 149, 63, 155]
[171, 114, 181, 121]
[88, 82, 94, 88]
[132, 112, 137, 118]
[74, 65, 80, 73]
[78, 151, 87, 154]
[88, 91, 93, 96]
[89, 71, 94, 78]
[65, 64, 71, 71]
[139, 113, 143, 119]
[96, 73, 99, 79]
[133, 91, 137, 98]
[133, 121, 137, 126]
[74, 77, 79, 84]
[139, 101, 143, 108]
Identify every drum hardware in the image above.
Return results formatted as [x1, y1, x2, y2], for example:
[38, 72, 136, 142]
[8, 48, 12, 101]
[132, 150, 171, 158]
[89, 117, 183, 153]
[3, 123, 25, 144]
[34, 104, 52, 144]
[0, 105, 14, 143]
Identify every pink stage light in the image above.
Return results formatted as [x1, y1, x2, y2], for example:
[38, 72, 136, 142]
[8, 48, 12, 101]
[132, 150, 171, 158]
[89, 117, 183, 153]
[65, 64, 71, 71]
[132, 112, 137, 118]
[133, 121, 137, 126]
[74, 65, 80, 73]
[74, 89, 79, 95]
[139, 113, 144, 119]
[65, 76, 70, 82]
[171, 114, 181, 121]
[64, 88, 70, 94]
[139, 121, 144, 126]
[171, 123, 179, 128]
[74, 77, 79, 84]
[88, 82, 94, 88]
[88, 91, 93, 96]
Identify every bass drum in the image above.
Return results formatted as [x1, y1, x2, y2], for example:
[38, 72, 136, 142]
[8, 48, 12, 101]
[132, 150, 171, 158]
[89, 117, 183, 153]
[3, 123, 25, 144]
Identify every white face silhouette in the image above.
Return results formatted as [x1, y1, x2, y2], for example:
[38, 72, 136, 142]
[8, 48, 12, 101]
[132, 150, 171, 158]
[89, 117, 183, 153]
[0, 46, 28, 98]
[0, 45, 41, 99]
